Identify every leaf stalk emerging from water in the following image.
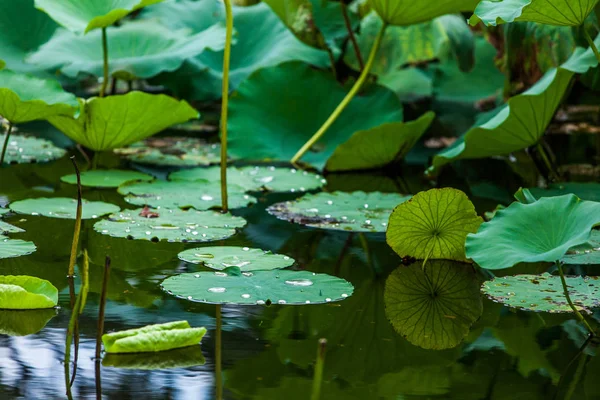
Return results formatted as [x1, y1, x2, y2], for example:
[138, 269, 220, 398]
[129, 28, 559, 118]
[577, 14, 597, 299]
[220, 0, 234, 212]
[68, 156, 83, 277]
[0, 122, 13, 166]
[556, 261, 595, 336]
[311, 338, 327, 400]
[96, 256, 111, 360]
[99, 27, 109, 97]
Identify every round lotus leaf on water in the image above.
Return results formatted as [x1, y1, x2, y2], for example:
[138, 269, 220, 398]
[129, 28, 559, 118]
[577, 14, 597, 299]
[61, 169, 154, 188]
[118, 180, 256, 210]
[267, 191, 411, 233]
[94, 208, 246, 242]
[386, 188, 483, 262]
[0, 236, 36, 259]
[178, 246, 295, 271]
[114, 137, 221, 167]
[0, 275, 58, 309]
[562, 230, 600, 265]
[384, 261, 482, 350]
[481, 273, 600, 314]
[0, 220, 24, 234]
[9, 197, 119, 219]
[170, 166, 326, 193]
[0, 309, 55, 336]
[161, 267, 354, 305]
[0, 134, 66, 165]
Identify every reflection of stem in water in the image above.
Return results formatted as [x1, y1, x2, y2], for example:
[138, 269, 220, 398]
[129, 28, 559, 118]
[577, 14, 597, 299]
[96, 256, 111, 360]
[95, 358, 102, 400]
[556, 261, 595, 336]
[334, 233, 354, 276]
[67, 276, 79, 389]
[68, 156, 83, 277]
[564, 353, 588, 400]
[215, 304, 223, 400]
[554, 334, 594, 400]
[357, 233, 374, 271]
[310, 338, 327, 400]
[0, 122, 13, 166]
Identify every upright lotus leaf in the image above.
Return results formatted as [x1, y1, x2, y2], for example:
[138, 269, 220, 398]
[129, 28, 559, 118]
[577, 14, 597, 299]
[384, 261, 482, 350]
[386, 188, 483, 262]
[178, 246, 295, 271]
[0, 309, 55, 336]
[61, 170, 154, 188]
[102, 320, 207, 353]
[103, 346, 205, 369]
[562, 230, 600, 264]
[34, 0, 165, 33]
[47, 92, 199, 151]
[0, 236, 36, 259]
[529, 182, 600, 201]
[466, 194, 600, 270]
[10, 197, 119, 219]
[0, 275, 58, 309]
[0, 134, 66, 165]
[326, 112, 435, 172]
[229, 62, 403, 169]
[371, 0, 479, 26]
[114, 137, 221, 167]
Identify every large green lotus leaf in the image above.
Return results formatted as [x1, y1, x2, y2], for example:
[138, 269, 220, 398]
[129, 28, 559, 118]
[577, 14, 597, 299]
[0, 70, 78, 123]
[384, 261, 482, 350]
[114, 137, 221, 167]
[0, 275, 57, 309]
[118, 180, 256, 210]
[326, 112, 434, 172]
[161, 268, 354, 305]
[47, 92, 199, 151]
[386, 188, 483, 261]
[61, 169, 153, 188]
[562, 230, 600, 264]
[0, 220, 24, 234]
[529, 182, 600, 201]
[470, 0, 600, 27]
[103, 345, 205, 369]
[482, 273, 600, 313]
[371, 0, 479, 26]
[228, 62, 403, 169]
[268, 191, 411, 232]
[0, 236, 36, 259]
[466, 194, 600, 270]
[178, 246, 294, 271]
[28, 21, 227, 80]
[34, 0, 164, 33]
[102, 320, 206, 354]
[170, 166, 326, 193]
[0, 134, 66, 165]
[9, 197, 119, 219]
[0, 309, 55, 336]
[94, 208, 246, 242]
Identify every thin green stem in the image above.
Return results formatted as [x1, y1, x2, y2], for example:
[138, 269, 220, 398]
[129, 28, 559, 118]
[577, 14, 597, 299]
[311, 338, 327, 400]
[584, 29, 600, 64]
[0, 122, 13, 166]
[220, 0, 233, 213]
[68, 157, 83, 277]
[556, 261, 595, 336]
[99, 28, 109, 97]
[215, 304, 223, 400]
[96, 256, 111, 361]
[291, 22, 388, 164]
[536, 142, 560, 182]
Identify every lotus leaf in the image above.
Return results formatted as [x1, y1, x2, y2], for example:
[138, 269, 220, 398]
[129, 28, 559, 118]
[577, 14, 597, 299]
[268, 191, 411, 232]
[170, 166, 326, 193]
[103, 345, 205, 369]
[114, 137, 221, 167]
[0, 309, 55, 336]
[47, 92, 199, 151]
[94, 208, 246, 242]
[371, 0, 479, 26]
[386, 188, 483, 261]
[562, 230, 600, 264]
[0, 209, 7, 215]
[0, 220, 24, 234]
[9, 197, 119, 219]
[0, 134, 66, 165]
[61, 169, 153, 188]
[0, 236, 36, 259]
[161, 268, 353, 305]
[529, 182, 600, 201]
[384, 261, 482, 350]
[102, 320, 206, 353]
[466, 194, 600, 270]
[0, 275, 58, 309]
[481, 273, 600, 313]
[178, 246, 294, 271]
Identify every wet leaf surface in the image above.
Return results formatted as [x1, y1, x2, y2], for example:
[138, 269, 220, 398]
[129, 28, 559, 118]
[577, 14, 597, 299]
[178, 246, 295, 271]
[61, 169, 154, 188]
[0, 236, 36, 259]
[0, 134, 66, 165]
[0, 275, 57, 309]
[9, 197, 119, 219]
[114, 137, 221, 167]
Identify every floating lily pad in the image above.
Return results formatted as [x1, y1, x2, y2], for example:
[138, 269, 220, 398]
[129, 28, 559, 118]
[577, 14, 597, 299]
[103, 345, 205, 369]
[0, 309, 56, 336]
[118, 180, 256, 210]
[0, 209, 7, 215]
[102, 320, 207, 354]
[0, 134, 66, 165]
[0, 275, 58, 309]
[61, 169, 153, 188]
[529, 183, 600, 202]
[481, 273, 600, 313]
[178, 246, 295, 271]
[114, 137, 221, 167]
[384, 261, 482, 350]
[0, 220, 24, 234]
[562, 230, 600, 265]
[386, 188, 483, 262]
[0, 236, 36, 259]
[94, 208, 246, 242]
[371, 0, 479, 26]
[170, 166, 326, 193]
[161, 267, 354, 305]
[9, 197, 119, 219]
[267, 191, 411, 232]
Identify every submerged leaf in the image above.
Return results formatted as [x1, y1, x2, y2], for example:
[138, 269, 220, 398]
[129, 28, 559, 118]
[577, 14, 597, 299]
[61, 170, 153, 188]
[0, 134, 66, 165]
[103, 345, 205, 369]
[178, 246, 294, 271]
[371, 0, 479, 26]
[0, 236, 36, 259]
[0, 275, 58, 309]
[9, 197, 119, 219]
[114, 137, 221, 167]
[0, 309, 55, 336]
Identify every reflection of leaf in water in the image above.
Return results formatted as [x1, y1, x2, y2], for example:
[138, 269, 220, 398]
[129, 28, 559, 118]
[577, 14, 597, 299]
[0, 254, 68, 290]
[103, 345, 205, 369]
[0, 309, 56, 336]
[88, 262, 159, 308]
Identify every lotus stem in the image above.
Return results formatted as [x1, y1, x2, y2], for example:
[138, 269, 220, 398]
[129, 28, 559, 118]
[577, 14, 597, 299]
[68, 156, 83, 277]
[310, 338, 327, 400]
[215, 304, 223, 400]
[326, 48, 337, 80]
[554, 335, 593, 400]
[583, 30, 600, 64]
[99, 27, 109, 97]
[96, 256, 111, 361]
[291, 22, 388, 164]
[341, 2, 364, 71]
[536, 142, 560, 182]
[0, 122, 13, 166]
[556, 261, 595, 336]
[220, 0, 233, 213]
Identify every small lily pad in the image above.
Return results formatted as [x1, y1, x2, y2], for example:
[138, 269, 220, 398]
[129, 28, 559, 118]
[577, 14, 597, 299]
[178, 246, 295, 271]
[0, 134, 66, 165]
[481, 273, 600, 314]
[94, 208, 246, 242]
[114, 137, 221, 167]
[0, 275, 58, 309]
[267, 191, 411, 232]
[61, 169, 154, 188]
[0, 236, 36, 259]
[161, 268, 354, 305]
[9, 197, 119, 219]
[562, 231, 600, 265]
[0, 221, 23, 234]
[0, 309, 56, 336]
[103, 345, 205, 369]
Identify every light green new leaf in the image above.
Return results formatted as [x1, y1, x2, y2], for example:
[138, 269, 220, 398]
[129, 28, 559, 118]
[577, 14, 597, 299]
[0, 236, 36, 260]
[0, 275, 58, 309]
[0, 134, 66, 165]
[0, 309, 55, 336]
[371, 0, 479, 26]
[114, 137, 221, 167]
[61, 169, 153, 188]
[9, 197, 119, 219]
[103, 346, 205, 369]
[47, 91, 199, 151]
[562, 230, 600, 265]
[178, 246, 294, 271]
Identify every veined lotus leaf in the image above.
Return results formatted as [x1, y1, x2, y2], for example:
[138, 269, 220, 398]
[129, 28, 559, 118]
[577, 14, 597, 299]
[229, 62, 403, 169]
[0, 70, 78, 123]
[102, 320, 207, 353]
[384, 261, 482, 350]
[28, 21, 227, 80]
[0, 275, 58, 309]
[114, 137, 221, 167]
[94, 208, 246, 242]
[0, 134, 66, 165]
[386, 188, 483, 261]
[529, 182, 600, 201]
[326, 112, 435, 172]
[103, 345, 205, 369]
[0, 236, 36, 259]
[0, 220, 24, 234]
[268, 191, 411, 232]
[118, 180, 256, 210]
[466, 194, 600, 270]
[562, 230, 600, 265]
[34, 0, 164, 33]
[470, 0, 600, 27]
[178, 246, 295, 271]
[161, 268, 354, 305]
[9, 197, 119, 219]
[170, 166, 326, 193]
[47, 92, 199, 151]
[0, 309, 55, 336]
[61, 169, 154, 188]
[481, 273, 600, 313]
[371, 0, 479, 26]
